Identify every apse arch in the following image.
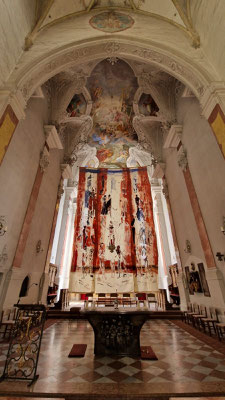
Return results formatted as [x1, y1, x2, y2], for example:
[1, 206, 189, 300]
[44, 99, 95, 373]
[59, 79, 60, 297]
[15, 37, 213, 107]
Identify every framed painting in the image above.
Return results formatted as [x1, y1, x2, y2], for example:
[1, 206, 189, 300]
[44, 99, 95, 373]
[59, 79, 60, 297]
[185, 266, 194, 295]
[198, 263, 211, 297]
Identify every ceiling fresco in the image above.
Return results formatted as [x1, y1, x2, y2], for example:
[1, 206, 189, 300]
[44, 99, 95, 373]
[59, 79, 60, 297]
[86, 59, 139, 169]
[67, 93, 87, 117]
[139, 93, 159, 117]
[89, 11, 134, 33]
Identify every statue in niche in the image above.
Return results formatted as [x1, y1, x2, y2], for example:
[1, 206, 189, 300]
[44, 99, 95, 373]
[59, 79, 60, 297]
[138, 93, 159, 117]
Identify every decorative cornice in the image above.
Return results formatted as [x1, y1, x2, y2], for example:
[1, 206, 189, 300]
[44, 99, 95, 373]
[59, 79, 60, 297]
[200, 82, 225, 119]
[0, 90, 26, 120]
[163, 124, 183, 149]
[15, 39, 208, 105]
[44, 125, 63, 149]
[177, 146, 188, 171]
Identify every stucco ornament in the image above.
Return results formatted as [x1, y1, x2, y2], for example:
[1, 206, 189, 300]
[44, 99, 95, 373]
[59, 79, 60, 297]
[0, 244, 8, 266]
[65, 116, 93, 157]
[57, 180, 64, 199]
[50, 71, 88, 124]
[63, 154, 77, 167]
[177, 147, 188, 171]
[18, 41, 208, 105]
[133, 116, 153, 153]
[162, 180, 169, 199]
[136, 70, 177, 123]
[39, 147, 50, 172]
[133, 116, 164, 163]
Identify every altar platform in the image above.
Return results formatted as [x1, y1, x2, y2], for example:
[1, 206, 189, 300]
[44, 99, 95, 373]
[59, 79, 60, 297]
[1, 319, 225, 399]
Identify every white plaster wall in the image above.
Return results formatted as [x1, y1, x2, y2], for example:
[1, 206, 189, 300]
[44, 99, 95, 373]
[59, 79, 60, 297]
[0, 95, 63, 309]
[19, 148, 62, 301]
[164, 95, 225, 312]
[0, 0, 36, 86]
[178, 97, 225, 277]
[0, 97, 48, 275]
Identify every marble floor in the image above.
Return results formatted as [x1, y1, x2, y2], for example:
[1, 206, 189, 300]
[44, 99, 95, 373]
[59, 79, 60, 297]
[1, 319, 225, 397]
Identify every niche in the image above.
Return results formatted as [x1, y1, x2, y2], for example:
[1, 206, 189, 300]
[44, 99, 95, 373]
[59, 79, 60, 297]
[19, 275, 29, 297]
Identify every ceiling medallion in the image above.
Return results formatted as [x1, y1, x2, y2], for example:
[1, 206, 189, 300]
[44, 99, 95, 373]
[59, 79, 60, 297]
[107, 57, 118, 65]
[89, 11, 134, 33]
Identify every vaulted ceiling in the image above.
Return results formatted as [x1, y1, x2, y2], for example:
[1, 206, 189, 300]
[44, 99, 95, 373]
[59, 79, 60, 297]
[1, 0, 225, 92]
[31, 0, 200, 48]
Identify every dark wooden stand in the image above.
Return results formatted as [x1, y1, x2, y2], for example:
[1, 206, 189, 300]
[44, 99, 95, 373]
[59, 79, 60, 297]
[82, 308, 149, 357]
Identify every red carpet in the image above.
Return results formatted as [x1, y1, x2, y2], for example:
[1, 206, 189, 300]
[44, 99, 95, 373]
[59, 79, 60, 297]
[140, 345, 158, 360]
[68, 344, 87, 357]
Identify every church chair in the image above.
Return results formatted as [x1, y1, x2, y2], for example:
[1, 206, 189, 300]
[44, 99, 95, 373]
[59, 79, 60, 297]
[186, 303, 200, 324]
[0, 308, 16, 338]
[215, 312, 225, 341]
[200, 307, 219, 335]
[190, 305, 207, 328]
[147, 293, 158, 310]
[136, 293, 146, 307]
[182, 303, 193, 322]
[86, 293, 93, 307]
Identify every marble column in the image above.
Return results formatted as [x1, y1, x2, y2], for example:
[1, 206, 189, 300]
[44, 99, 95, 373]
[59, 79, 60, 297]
[54, 186, 76, 300]
[12, 146, 50, 269]
[38, 178, 64, 304]
[161, 177, 189, 311]
[152, 183, 171, 299]
[162, 178, 182, 270]
[59, 200, 76, 291]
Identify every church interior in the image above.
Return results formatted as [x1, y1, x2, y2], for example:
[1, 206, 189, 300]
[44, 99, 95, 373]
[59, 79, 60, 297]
[0, 0, 225, 399]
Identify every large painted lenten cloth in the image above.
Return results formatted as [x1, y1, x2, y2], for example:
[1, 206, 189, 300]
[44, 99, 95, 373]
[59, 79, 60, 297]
[70, 167, 158, 293]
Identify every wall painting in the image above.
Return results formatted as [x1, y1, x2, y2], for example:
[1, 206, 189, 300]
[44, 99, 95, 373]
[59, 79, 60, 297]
[0, 105, 18, 166]
[87, 59, 139, 168]
[89, 11, 134, 33]
[139, 93, 159, 117]
[67, 93, 86, 117]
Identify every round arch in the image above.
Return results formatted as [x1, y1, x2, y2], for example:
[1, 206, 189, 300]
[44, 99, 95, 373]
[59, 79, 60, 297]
[14, 37, 214, 105]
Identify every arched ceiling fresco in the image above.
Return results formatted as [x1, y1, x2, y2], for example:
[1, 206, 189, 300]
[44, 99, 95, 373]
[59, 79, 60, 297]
[64, 58, 164, 168]
[67, 93, 87, 117]
[47, 56, 179, 168]
[86, 59, 139, 168]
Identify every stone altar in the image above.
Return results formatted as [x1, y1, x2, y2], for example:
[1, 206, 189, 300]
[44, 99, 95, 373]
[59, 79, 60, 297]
[81, 308, 150, 357]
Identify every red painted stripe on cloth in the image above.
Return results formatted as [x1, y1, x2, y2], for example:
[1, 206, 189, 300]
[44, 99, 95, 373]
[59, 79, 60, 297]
[122, 168, 136, 270]
[93, 169, 107, 269]
[138, 168, 158, 267]
[71, 168, 86, 272]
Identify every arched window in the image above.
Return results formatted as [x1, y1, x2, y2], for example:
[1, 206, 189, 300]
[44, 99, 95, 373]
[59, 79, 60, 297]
[19, 275, 29, 297]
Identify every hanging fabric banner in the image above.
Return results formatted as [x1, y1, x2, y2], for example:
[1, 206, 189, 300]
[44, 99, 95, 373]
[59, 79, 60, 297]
[70, 167, 158, 293]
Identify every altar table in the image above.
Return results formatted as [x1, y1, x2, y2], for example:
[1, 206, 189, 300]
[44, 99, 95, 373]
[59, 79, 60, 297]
[81, 308, 150, 357]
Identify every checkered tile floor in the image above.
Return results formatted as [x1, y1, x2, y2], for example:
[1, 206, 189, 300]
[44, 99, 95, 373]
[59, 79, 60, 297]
[1, 319, 225, 384]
